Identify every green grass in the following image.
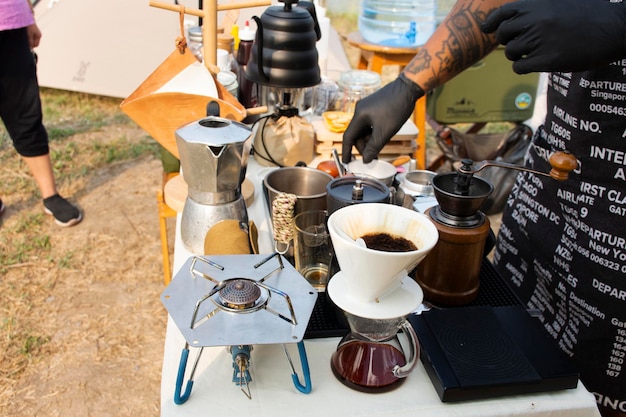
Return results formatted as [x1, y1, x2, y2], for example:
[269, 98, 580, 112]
[20, 334, 50, 357]
[0, 88, 159, 198]
[93, 136, 159, 164]
[41, 88, 125, 129]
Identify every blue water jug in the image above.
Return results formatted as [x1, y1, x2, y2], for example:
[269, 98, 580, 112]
[359, 0, 437, 47]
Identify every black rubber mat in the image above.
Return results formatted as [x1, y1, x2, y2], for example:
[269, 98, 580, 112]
[303, 258, 520, 339]
[304, 291, 349, 339]
[467, 258, 522, 307]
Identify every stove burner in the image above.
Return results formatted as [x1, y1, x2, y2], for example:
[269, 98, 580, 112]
[217, 278, 267, 311]
[220, 279, 261, 307]
[163, 253, 318, 347]
[162, 254, 320, 404]
[186, 254, 304, 332]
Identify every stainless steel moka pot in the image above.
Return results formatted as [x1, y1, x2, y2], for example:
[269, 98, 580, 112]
[176, 104, 252, 254]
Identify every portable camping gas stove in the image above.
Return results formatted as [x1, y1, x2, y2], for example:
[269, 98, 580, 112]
[161, 253, 318, 403]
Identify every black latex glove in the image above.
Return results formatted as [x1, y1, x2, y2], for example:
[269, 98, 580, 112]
[342, 73, 424, 163]
[482, 0, 626, 74]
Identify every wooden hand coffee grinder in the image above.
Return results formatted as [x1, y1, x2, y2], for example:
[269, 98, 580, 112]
[414, 151, 578, 306]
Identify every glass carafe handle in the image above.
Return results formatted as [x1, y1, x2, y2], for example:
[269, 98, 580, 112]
[392, 320, 419, 378]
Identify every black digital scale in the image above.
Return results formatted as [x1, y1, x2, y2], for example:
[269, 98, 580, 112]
[409, 259, 578, 402]
[305, 258, 579, 402]
[410, 304, 579, 402]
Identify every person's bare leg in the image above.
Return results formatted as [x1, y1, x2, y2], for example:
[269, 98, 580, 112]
[22, 154, 57, 198]
[23, 153, 82, 226]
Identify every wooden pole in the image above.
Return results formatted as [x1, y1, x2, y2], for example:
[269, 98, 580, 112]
[149, 0, 270, 73]
[203, 1, 218, 70]
[149, 1, 203, 17]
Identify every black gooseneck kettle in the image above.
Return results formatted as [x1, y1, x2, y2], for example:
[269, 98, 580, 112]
[246, 0, 321, 89]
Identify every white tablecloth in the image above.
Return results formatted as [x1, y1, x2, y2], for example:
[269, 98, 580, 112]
[160, 158, 601, 417]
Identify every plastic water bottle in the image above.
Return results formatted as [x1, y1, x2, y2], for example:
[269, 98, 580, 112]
[358, 0, 437, 47]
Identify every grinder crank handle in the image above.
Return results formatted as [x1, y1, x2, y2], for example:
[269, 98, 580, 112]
[547, 151, 579, 181]
[460, 151, 578, 181]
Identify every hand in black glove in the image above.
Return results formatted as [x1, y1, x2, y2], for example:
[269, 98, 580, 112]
[342, 73, 424, 163]
[482, 0, 626, 74]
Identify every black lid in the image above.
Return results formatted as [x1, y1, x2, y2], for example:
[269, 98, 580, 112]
[327, 176, 390, 205]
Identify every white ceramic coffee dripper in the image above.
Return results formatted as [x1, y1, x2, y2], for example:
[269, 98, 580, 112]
[326, 203, 438, 310]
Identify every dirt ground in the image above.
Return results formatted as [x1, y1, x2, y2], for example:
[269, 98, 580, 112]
[0, 124, 169, 417]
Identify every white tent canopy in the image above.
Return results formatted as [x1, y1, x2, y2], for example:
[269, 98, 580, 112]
[33, 0, 350, 99]
[33, 0, 256, 98]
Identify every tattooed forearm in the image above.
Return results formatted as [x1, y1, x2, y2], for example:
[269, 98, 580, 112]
[442, 4, 495, 69]
[404, 0, 500, 90]
[407, 49, 437, 91]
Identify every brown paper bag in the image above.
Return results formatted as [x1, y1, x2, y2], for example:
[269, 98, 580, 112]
[252, 115, 315, 167]
[120, 48, 246, 159]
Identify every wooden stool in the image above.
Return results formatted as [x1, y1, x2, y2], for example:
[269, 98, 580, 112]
[158, 172, 179, 285]
[346, 32, 427, 169]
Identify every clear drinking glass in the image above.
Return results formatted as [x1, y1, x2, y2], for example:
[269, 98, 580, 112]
[293, 210, 332, 291]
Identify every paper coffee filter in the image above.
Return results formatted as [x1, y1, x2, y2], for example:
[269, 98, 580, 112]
[329, 204, 437, 256]
[155, 61, 218, 97]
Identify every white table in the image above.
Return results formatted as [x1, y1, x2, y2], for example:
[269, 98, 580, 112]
[160, 158, 601, 417]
